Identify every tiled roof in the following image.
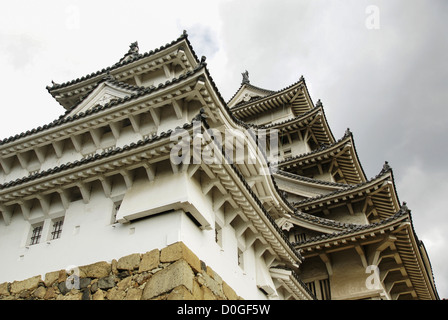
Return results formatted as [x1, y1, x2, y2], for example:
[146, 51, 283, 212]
[290, 162, 395, 207]
[46, 31, 200, 92]
[293, 205, 410, 246]
[0, 59, 207, 146]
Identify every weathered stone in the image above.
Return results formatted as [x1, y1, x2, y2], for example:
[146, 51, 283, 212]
[10, 275, 41, 294]
[98, 275, 115, 290]
[117, 253, 141, 271]
[117, 276, 132, 291]
[197, 272, 224, 298]
[58, 269, 67, 283]
[134, 272, 151, 285]
[202, 285, 217, 300]
[33, 286, 47, 299]
[192, 280, 204, 300]
[222, 281, 238, 300]
[139, 249, 159, 273]
[90, 279, 98, 293]
[167, 285, 195, 300]
[44, 271, 60, 287]
[0, 282, 10, 296]
[206, 266, 222, 284]
[58, 281, 70, 295]
[19, 290, 32, 299]
[79, 261, 111, 278]
[79, 277, 91, 289]
[111, 259, 119, 275]
[141, 259, 194, 300]
[125, 287, 143, 300]
[44, 287, 56, 300]
[106, 287, 125, 300]
[92, 289, 104, 300]
[160, 242, 202, 273]
[56, 292, 82, 300]
[117, 270, 131, 280]
[81, 289, 91, 300]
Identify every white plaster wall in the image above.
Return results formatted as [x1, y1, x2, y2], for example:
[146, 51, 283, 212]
[0, 174, 273, 300]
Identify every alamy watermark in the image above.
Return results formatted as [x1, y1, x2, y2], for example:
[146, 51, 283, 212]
[169, 120, 279, 175]
[365, 5, 380, 30]
[365, 265, 381, 290]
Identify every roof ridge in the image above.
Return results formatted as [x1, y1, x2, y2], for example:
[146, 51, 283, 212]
[294, 205, 410, 245]
[0, 60, 207, 146]
[228, 75, 306, 109]
[273, 129, 352, 166]
[275, 169, 351, 188]
[46, 30, 197, 92]
[291, 163, 394, 207]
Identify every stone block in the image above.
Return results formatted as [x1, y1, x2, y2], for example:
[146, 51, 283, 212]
[125, 287, 143, 300]
[92, 289, 105, 300]
[167, 285, 195, 300]
[33, 286, 47, 299]
[10, 275, 41, 294]
[44, 287, 56, 300]
[98, 275, 115, 290]
[141, 259, 194, 300]
[0, 282, 10, 296]
[79, 261, 111, 278]
[160, 242, 202, 273]
[139, 249, 159, 272]
[106, 287, 125, 300]
[117, 253, 141, 271]
[222, 281, 238, 300]
[44, 271, 60, 287]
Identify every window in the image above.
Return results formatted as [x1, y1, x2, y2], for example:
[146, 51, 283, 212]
[238, 248, 244, 270]
[50, 219, 64, 240]
[215, 223, 223, 247]
[294, 232, 307, 243]
[111, 200, 122, 224]
[319, 279, 331, 300]
[30, 224, 43, 245]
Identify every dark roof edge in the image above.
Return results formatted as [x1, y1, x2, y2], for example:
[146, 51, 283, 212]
[46, 30, 200, 93]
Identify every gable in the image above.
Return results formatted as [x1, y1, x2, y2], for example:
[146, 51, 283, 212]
[64, 82, 138, 118]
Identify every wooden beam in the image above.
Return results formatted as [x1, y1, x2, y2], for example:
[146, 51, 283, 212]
[319, 253, 333, 276]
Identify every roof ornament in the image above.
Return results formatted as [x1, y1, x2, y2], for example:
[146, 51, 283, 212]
[316, 99, 323, 107]
[118, 41, 140, 64]
[241, 70, 250, 85]
[345, 127, 351, 136]
[400, 201, 409, 213]
[382, 161, 391, 172]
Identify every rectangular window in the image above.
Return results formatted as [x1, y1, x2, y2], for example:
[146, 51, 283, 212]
[215, 223, 223, 247]
[30, 224, 43, 245]
[319, 278, 331, 300]
[111, 200, 122, 224]
[50, 219, 64, 240]
[294, 232, 307, 243]
[238, 248, 244, 270]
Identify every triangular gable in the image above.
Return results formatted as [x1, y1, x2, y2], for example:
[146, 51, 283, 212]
[64, 81, 139, 118]
[228, 83, 275, 108]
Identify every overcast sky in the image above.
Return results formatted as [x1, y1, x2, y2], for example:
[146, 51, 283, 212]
[0, 0, 447, 299]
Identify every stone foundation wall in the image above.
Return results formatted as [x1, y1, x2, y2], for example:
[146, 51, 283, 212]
[0, 242, 242, 300]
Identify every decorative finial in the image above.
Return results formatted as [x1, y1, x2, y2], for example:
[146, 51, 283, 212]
[128, 41, 139, 54]
[299, 75, 304, 81]
[316, 99, 322, 107]
[345, 128, 351, 136]
[382, 161, 391, 172]
[242, 70, 250, 85]
[401, 201, 408, 212]
[201, 56, 207, 64]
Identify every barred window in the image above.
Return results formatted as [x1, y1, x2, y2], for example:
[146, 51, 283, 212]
[319, 278, 331, 300]
[30, 224, 43, 245]
[51, 219, 64, 240]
